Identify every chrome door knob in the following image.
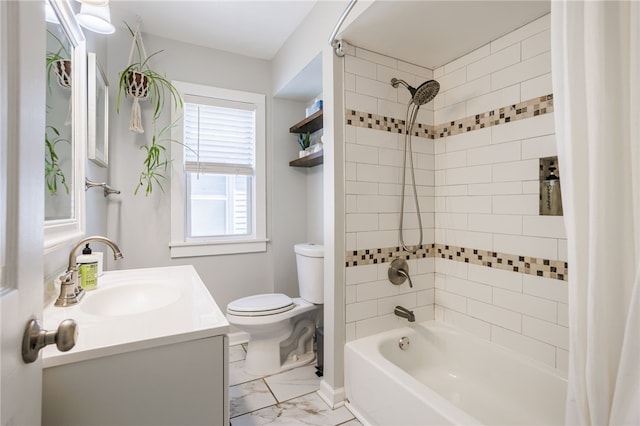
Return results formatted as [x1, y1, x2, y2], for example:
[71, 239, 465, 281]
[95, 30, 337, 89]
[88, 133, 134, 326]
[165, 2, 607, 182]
[22, 318, 78, 363]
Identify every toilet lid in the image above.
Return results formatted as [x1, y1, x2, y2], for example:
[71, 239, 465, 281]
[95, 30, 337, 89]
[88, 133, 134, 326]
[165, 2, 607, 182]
[227, 293, 294, 317]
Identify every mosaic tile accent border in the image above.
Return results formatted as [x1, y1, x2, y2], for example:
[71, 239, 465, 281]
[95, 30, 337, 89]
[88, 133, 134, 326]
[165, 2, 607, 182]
[433, 243, 567, 281]
[345, 243, 568, 282]
[345, 94, 554, 140]
[345, 111, 437, 139]
[345, 244, 436, 267]
[434, 94, 553, 138]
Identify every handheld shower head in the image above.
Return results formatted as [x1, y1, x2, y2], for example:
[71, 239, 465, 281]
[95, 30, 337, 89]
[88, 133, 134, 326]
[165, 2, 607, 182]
[391, 76, 440, 254]
[412, 80, 440, 106]
[390, 78, 440, 106]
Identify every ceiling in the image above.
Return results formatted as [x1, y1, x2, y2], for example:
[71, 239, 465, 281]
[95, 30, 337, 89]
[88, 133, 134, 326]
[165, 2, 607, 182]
[109, 0, 318, 60]
[107, 1, 550, 98]
[341, 1, 551, 70]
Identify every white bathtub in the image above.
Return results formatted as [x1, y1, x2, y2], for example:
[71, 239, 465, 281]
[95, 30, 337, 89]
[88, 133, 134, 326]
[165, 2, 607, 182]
[345, 321, 567, 426]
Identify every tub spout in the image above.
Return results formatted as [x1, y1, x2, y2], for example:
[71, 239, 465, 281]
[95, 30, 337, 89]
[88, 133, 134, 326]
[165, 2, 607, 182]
[394, 305, 415, 322]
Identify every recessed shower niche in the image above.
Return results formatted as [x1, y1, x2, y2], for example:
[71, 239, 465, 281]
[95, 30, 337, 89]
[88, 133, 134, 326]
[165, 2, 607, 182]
[539, 156, 563, 216]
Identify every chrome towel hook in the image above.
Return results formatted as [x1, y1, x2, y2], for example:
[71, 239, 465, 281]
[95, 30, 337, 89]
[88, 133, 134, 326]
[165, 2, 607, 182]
[85, 177, 120, 197]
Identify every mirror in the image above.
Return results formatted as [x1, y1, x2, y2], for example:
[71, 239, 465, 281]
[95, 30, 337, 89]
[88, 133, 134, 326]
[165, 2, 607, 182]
[45, 20, 72, 217]
[44, 0, 87, 252]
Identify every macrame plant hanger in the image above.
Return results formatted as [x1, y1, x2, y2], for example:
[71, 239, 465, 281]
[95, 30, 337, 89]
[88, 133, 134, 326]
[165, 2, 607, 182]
[126, 19, 149, 133]
[52, 59, 73, 126]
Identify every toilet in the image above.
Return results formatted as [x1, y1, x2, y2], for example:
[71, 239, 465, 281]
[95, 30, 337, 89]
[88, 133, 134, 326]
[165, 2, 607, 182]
[226, 243, 323, 376]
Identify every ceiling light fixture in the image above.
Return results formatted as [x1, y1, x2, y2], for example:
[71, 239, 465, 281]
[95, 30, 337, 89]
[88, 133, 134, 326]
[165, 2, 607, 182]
[76, 3, 115, 34]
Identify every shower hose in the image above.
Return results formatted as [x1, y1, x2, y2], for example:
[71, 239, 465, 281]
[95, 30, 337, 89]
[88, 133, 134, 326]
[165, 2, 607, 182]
[399, 101, 423, 254]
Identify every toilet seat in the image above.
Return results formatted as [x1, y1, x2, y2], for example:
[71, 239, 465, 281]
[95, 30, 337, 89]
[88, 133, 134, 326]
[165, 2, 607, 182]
[227, 293, 294, 317]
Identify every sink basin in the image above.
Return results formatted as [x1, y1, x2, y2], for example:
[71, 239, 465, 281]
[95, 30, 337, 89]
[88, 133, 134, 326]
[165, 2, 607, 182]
[80, 279, 182, 317]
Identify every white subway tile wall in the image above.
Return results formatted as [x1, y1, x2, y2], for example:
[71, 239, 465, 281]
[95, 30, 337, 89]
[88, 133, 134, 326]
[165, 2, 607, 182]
[342, 15, 568, 371]
[344, 45, 436, 340]
[433, 15, 568, 371]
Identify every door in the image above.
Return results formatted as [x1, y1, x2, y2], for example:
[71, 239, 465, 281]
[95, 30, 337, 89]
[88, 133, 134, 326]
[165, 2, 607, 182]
[1, 1, 47, 425]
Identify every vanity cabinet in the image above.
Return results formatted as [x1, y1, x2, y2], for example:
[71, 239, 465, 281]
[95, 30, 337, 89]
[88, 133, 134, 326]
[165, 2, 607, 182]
[41, 266, 230, 426]
[43, 335, 229, 426]
[289, 109, 323, 167]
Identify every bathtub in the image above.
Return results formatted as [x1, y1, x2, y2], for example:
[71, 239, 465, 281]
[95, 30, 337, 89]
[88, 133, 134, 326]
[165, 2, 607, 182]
[345, 321, 567, 426]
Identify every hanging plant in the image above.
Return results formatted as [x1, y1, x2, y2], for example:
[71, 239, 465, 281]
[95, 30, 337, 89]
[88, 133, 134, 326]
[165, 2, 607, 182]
[46, 30, 73, 126]
[45, 125, 70, 196]
[135, 117, 198, 196]
[135, 120, 172, 196]
[116, 21, 182, 133]
[46, 30, 71, 90]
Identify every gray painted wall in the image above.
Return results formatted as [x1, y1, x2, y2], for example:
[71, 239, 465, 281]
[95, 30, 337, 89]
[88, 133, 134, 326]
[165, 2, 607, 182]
[84, 31, 109, 239]
[102, 23, 319, 311]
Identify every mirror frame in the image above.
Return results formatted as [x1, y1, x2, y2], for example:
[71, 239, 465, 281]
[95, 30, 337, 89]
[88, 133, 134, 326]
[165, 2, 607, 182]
[44, 0, 87, 253]
[87, 52, 109, 167]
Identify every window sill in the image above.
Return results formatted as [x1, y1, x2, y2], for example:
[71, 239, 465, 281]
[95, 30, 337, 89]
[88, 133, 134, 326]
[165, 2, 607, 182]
[169, 239, 268, 258]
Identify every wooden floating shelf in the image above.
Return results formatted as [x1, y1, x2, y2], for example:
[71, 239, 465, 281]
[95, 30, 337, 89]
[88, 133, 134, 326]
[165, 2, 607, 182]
[289, 150, 323, 168]
[289, 110, 323, 134]
[288, 110, 324, 167]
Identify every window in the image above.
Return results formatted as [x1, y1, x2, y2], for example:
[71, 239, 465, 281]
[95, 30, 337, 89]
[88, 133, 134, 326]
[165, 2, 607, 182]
[170, 82, 266, 257]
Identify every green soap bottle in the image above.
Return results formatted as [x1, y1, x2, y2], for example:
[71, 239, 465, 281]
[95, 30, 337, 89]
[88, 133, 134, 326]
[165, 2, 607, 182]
[77, 243, 98, 291]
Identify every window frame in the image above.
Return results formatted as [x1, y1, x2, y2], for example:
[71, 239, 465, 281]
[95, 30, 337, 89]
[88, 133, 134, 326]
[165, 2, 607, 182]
[170, 81, 267, 258]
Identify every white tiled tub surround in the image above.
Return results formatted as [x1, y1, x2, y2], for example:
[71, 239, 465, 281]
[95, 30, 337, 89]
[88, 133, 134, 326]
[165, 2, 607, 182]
[342, 14, 569, 372]
[343, 45, 436, 342]
[433, 14, 568, 372]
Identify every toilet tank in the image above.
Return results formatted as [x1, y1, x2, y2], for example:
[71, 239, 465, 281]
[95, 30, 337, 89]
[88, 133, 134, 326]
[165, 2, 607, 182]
[294, 243, 324, 304]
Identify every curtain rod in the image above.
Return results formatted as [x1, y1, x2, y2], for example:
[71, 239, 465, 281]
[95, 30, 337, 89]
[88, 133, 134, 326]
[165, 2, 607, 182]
[328, 0, 358, 57]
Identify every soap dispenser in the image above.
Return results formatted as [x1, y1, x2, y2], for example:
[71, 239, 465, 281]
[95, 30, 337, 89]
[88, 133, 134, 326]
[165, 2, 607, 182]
[77, 243, 99, 291]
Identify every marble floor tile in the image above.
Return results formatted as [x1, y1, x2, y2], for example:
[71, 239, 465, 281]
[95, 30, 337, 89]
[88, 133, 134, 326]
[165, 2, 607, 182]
[230, 344, 247, 363]
[336, 419, 363, 426]
[230, 359, 265, 386]
[264, 364, 320, 403]
[231, 392, 355, 426]
[230, 379, 277, 418]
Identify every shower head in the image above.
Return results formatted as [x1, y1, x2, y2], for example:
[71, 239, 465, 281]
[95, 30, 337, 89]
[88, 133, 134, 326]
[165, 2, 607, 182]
[391, 78, 440, 106]
[412, 80, 440, 106]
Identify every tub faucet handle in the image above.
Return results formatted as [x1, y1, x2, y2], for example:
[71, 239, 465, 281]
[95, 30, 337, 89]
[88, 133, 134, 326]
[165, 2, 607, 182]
[388, 258, 413, 288]
[396, 268, 413, 288]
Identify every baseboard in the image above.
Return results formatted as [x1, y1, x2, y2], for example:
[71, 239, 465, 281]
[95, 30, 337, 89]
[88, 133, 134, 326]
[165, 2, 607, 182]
[317, 380, 345, 409]
[345, 402, 372, 426]
[227, 331, 249, 346]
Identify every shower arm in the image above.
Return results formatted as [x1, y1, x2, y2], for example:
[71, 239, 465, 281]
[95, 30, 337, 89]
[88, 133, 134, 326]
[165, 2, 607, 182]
[391, 78, 411, 90]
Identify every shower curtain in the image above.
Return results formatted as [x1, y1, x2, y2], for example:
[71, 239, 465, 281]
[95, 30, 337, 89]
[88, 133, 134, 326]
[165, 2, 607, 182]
[551, 1, 639, 425]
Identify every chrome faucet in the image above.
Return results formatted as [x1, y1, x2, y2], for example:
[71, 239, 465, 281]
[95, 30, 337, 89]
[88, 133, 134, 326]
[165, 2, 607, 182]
[55, 236, 124, 307]
[394, 305, 415, 322]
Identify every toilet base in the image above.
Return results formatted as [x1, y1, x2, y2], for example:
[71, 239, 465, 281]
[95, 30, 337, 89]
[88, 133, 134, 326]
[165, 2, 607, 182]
[227, 298, 319, 376]
[279, 351, 316, 375]
[244, 345, 316, 376]
[242, 316, 317, 376]
[283, 350, 316, 371]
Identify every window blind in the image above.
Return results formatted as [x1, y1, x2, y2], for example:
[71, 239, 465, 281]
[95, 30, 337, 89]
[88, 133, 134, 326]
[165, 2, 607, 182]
[183, 101, 256, 175]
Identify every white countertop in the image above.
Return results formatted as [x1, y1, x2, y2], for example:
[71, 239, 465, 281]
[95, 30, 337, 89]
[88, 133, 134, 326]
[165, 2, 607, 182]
[43, 265, 229, 368]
